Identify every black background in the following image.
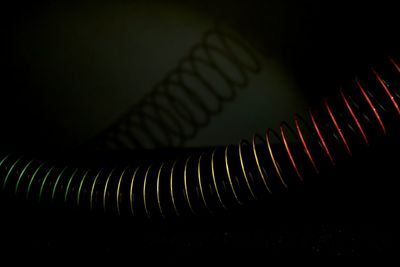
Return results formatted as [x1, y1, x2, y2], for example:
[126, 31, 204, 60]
[1, 0, 399, 260]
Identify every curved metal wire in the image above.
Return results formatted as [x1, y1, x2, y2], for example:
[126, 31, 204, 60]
[1, 57, 399, 219]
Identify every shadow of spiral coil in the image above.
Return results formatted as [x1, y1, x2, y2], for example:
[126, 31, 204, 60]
[1, 57, 399, 220]
[89, 24, 262, 149]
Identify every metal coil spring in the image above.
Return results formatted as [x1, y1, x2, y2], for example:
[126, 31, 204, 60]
[90, 24, 261, 149]
[1, 57, 399, 219]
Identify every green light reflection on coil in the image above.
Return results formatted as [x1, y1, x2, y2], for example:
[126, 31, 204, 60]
[38, 166, 55, 202]
[156, 162, 166, 218]
[116, 167, 128, 216]
[50, 166, 68, 203]
[90, 169, 102, 211]
[0, 155, 11, 190]
[129, 167, 139, 216]
[76, 169, 90, 207]
[14, 159, 35, 194]
[64, 168, 79, 204]
[0, 154, 10, 169]
[102, 168, 115, 213]
[26, 162, 46, 199]
[143, 164, 152, 219]
[3, 157, 22, 190]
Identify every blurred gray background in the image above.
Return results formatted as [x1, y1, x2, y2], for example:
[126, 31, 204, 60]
[1, 0, 398, 151]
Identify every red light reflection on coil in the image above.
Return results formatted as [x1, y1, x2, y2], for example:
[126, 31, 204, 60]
[372, 68, 400, 115]
[324, 98, 352, 156]
[280, 125, 303, 181]
[356, 79, 386, 135]
[309, 109, 335, 165]
[340, 89, 369, 145]
[294, 114, 319, 173]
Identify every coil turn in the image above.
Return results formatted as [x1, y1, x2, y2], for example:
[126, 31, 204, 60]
[1, 57, 399, 219]
[89, 24, 262, 149]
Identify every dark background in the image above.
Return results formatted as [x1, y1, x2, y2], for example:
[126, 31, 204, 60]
[0, 0, 399, 259]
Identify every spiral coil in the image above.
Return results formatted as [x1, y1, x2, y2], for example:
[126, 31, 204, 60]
[1, 57, 399, 219]
[90, 25, 262, 149]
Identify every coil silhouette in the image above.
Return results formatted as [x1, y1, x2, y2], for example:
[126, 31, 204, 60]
[1, 57, 399, 219]
[90, 25, 262, 149]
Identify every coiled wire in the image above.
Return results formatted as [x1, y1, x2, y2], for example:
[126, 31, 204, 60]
[1, 57, 399, 219]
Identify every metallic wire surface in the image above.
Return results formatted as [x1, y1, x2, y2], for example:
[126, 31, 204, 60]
[1, 57, 399, 219]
